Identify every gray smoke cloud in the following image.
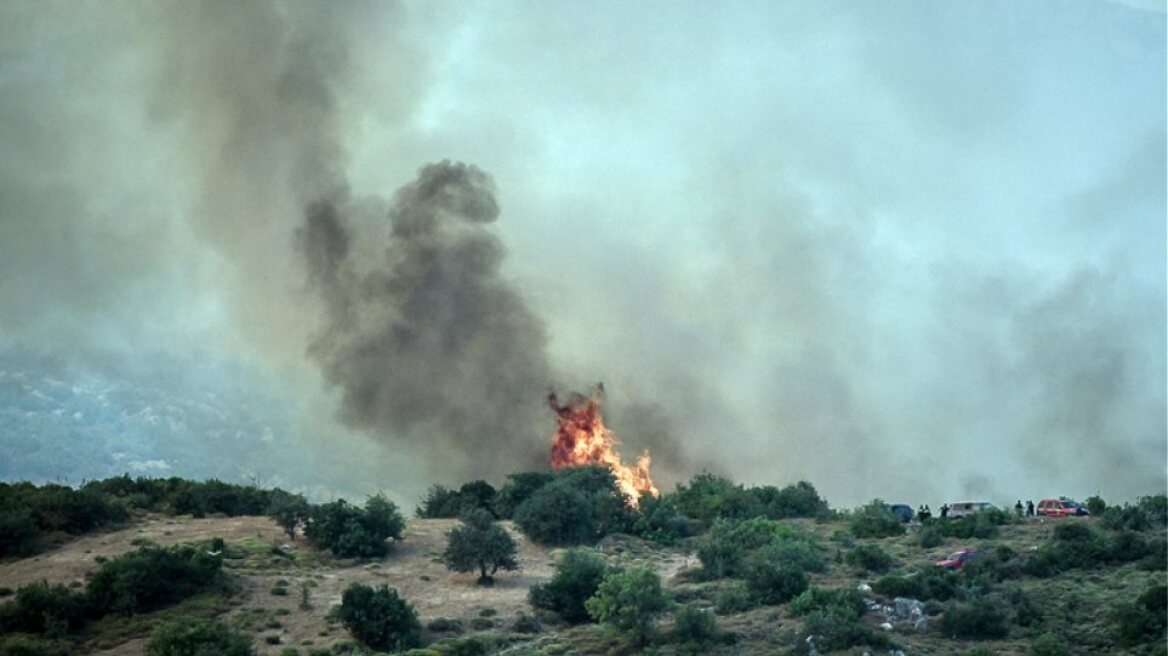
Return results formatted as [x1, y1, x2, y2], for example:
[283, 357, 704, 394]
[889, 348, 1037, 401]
[0, 1, 1161, 508]
[299, 162, 554, 477]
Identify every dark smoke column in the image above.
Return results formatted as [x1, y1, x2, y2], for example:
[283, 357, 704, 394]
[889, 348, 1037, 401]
[300, 161, 552, 477]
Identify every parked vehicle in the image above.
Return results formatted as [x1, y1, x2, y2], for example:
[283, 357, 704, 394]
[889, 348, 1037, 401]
[1036, 498, 1090, 517]
[947, 501, 997, 519]
[937, 548, 981, 570]
[885, 503, 914, 523]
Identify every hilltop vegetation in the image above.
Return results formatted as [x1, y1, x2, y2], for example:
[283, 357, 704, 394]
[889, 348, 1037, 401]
[0, 472, 1164, 655]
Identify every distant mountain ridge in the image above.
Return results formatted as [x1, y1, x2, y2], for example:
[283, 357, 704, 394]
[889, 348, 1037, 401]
[0, 349, 296, 487]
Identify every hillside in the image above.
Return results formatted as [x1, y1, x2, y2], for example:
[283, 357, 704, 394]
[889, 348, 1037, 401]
[1, 508, 1163, 655]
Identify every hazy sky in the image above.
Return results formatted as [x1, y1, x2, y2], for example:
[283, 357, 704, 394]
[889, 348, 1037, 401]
[0, 0, 1164, 507]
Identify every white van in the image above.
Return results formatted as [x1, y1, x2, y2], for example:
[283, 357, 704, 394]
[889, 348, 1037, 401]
[948, 501, 997, 519]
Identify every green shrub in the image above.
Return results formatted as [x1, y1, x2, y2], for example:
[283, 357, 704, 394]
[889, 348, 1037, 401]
[0, 637, 70, 656]
[697, 518, 813, 578]
[849, 500, 904, 538]
[940, 597, 1010, 639]
[528, 548, 608, 624]
[585, 566, 672, 647]
[788, 587, 866, 619]
[416, 481, 498, 519]
[513, 482, 595, 546]
[631, 495, 697, 545]
[872, 574, 922, 599]
[874, 567, 960, 602]
[492, 472, 554, 519]
[668, 473, 758, 526]
[337, 583, 421, 652]
[442, 509, 518, 585]
[757, 538, 827, 574]
[0, 581, 86, 636]
[803, 608, 892, 652]
[713, 583, 756, 615]
[671, 605, 720, 650]
[1084, 495, 1107, 517]
[304, 495, 404, 559]
[1027, 632, 1069, 656]
[845, 543, 893, 572]
[744, 557, 808, 606]
[918, 525, 944, 548]
[145, 618, 254, 656]
[86, 544, 222, 616]
[1112, 585, 1167, 647]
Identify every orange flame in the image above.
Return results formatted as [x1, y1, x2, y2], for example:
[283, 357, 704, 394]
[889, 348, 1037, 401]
[548, 383, 659, 507]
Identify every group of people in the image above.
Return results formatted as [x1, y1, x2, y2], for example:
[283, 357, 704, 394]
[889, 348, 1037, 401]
[1014, 500, 1036, 517]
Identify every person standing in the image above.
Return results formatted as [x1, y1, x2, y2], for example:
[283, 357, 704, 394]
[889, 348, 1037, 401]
[1015, 500, 1024, 517]
[1026, 500, 1035, 517]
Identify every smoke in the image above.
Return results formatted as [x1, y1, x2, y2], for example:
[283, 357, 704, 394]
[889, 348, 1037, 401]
[300, 162, 554, 477]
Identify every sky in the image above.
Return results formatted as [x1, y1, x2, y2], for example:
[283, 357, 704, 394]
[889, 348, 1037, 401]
[0, 0, 1164, 508]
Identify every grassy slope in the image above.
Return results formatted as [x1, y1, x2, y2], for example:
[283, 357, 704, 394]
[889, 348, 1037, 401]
[0, 514, 1163, 655]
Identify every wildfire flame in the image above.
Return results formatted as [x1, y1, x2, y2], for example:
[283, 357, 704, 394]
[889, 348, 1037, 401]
[548, 383, 659, 507]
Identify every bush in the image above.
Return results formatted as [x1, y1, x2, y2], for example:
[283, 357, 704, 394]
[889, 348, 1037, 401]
[0, 582, 86, 636]
[1101, 496, 1167, 532]
[845, 543, 893, 573]
[744, 557, 808, 606]
[872, 574, 922, 600]
[1112, 585, 1167, 647]
[918, 525, 944, 548]
[268, 491, 310, 542]
[304, 495, 404, 559]
[0, 637, 70, 656]
[671, 605, 720, 650]
[668, 473, 758, 526]
[803, 608, 892, 652]
[756, 481, 830, 519]
[631, 495, 697, 545]
[1028, 632, 1069, 656]
[1084, 495, 1107, 517]
[86, 544, 222, 616]
[585, 567, 672, 647]
[145, 618, 254, 656]
[713, 583, 756, 615]
[697, 518, 813, 578]
[788, 587, 866, 619]
[873, 567, 960, 602]
[513, 483, 595, 546]
[528, 548, 608, 623]
[492, 472, 554, 520]
[940, 597, 1010, 639]
[849, 500, 905, 538]
[442, 509, 518, 585]
[756, 538, 827, 574]
[416, 481, 498, 519]
[337, 583, 421, 652]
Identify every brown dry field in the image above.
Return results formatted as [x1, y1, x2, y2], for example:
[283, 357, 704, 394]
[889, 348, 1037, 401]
[0, 514, 691, 655]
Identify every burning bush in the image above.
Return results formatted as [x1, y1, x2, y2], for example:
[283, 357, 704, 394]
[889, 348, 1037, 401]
[548, 385, 658, 507]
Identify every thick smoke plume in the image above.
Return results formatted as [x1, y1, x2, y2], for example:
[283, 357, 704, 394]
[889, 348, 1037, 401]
[300, 162, 554, 476]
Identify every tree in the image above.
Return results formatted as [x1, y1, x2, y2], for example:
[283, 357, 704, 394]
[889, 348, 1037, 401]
[585, 567, 672, 646]
[442, 509, 519, 585]
[338, 583, 421, 652]
[268, 490, 310, 542]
